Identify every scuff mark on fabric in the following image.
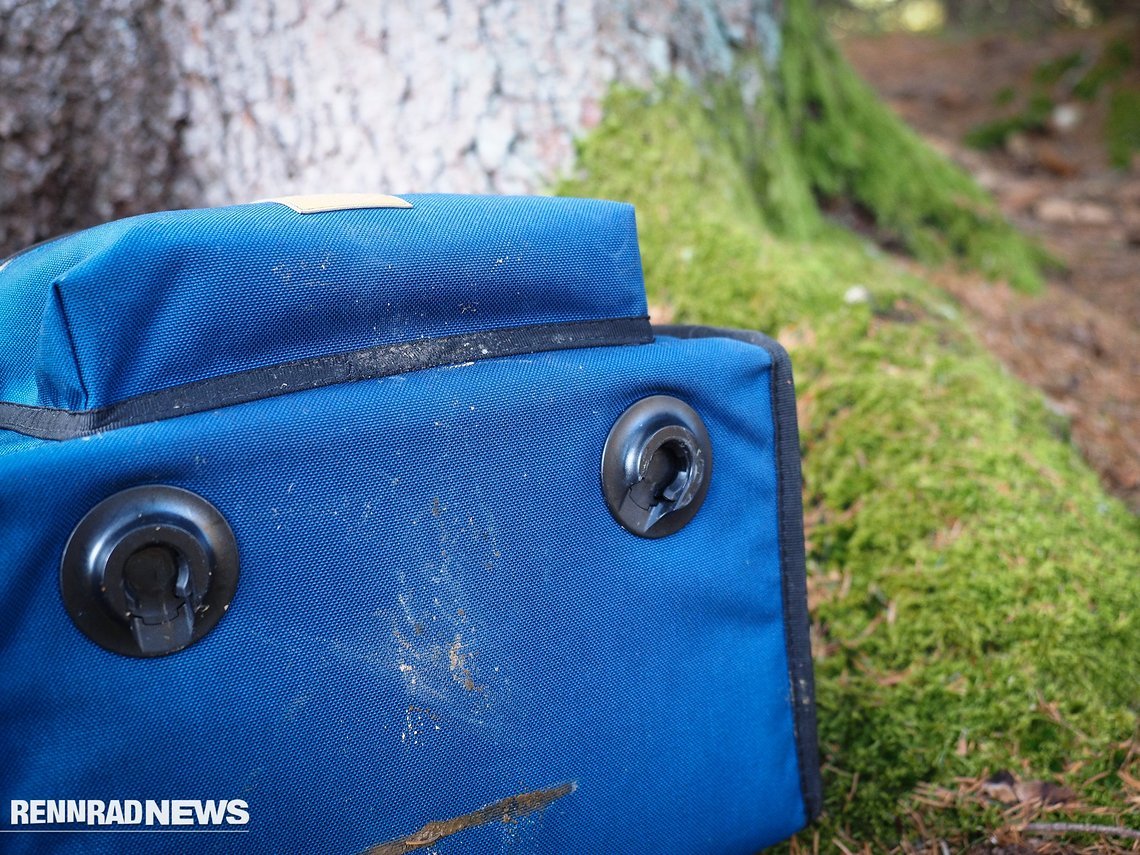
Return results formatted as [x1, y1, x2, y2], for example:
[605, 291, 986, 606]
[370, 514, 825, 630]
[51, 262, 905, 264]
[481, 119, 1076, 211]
[361, 781, 577, 854]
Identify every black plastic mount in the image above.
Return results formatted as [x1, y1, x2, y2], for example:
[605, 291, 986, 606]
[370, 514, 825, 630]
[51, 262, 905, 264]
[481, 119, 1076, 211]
[601, 395, 713, 538]
[60, 485, 239, 658]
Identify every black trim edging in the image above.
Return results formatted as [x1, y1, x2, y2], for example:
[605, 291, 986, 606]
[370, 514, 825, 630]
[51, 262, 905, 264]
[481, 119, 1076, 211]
[657, 323, 823, 826]
[0, 317, 652, 441]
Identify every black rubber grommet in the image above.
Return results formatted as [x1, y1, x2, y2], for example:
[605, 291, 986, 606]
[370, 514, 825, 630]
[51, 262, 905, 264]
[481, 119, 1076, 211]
[602, 395, 712, 538]
[60, 485, 239, 658]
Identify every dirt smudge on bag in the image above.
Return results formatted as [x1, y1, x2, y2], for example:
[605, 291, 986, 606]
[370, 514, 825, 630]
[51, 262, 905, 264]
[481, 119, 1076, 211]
[448, 633, 482, 693]
[391, 496, 502, 723]
[400, 705, 440, 747]
[361, 782, 576, 854]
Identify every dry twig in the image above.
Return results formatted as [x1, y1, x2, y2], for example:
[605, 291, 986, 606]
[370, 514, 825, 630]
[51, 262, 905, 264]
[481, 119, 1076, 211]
[1024, 821, 1140, 841]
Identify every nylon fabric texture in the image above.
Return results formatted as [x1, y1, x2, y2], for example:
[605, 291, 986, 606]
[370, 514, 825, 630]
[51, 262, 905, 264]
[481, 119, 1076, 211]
[0, 194, 647, 410]
[0, 195, 819, 854]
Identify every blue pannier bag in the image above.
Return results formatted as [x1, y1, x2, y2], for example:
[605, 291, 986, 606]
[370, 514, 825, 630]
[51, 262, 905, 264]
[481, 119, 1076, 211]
[0, 194, 820, 853]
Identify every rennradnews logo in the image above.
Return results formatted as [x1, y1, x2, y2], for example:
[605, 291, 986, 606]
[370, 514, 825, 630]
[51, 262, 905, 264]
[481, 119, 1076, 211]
[8, 799, 249, 828]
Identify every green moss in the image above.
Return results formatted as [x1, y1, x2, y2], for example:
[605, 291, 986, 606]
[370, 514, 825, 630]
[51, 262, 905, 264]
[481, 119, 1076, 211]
[1073, 38, 1132, 101]
[579, 2, 1049, 292]
[965, 92, 1054, 150]
[1033, 50, 1084, 86]
[1107, 86, 1140, 169]
[967, 33, 1138, 172]
[774, 1, 1049, 291]
[558, 7, 1140, 845]
[993, 86, 1016, 106]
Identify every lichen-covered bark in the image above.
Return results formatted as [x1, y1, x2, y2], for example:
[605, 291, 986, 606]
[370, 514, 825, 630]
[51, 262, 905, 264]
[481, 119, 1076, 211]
[1, 0, 782, 255]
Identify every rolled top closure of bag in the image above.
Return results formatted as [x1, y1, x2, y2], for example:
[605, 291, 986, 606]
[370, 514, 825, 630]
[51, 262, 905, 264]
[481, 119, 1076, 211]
[0, 194, 648, 410]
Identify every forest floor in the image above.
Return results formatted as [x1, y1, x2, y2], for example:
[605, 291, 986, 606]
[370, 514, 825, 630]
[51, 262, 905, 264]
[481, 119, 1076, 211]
[566, 71, 1140, 850]
[839, 20, 1140, 513]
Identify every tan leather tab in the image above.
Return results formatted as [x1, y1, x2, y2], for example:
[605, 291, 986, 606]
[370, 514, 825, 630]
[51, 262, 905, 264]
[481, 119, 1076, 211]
[263, 193, 412, 214]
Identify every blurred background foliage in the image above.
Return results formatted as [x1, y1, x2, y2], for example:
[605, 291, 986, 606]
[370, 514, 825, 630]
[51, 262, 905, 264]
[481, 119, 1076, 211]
[823, 0, 1139, 33]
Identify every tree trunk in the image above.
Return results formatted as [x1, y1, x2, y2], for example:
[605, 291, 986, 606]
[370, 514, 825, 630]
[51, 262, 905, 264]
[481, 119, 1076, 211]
[0, 0, 188, 254]
[1, 0, 782, 256]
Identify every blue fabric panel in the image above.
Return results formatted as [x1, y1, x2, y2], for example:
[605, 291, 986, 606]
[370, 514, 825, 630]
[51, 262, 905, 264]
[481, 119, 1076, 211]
[0, 223, 138, 409]
[0, 335, 806, 854]
[0, 195, 646, 409]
